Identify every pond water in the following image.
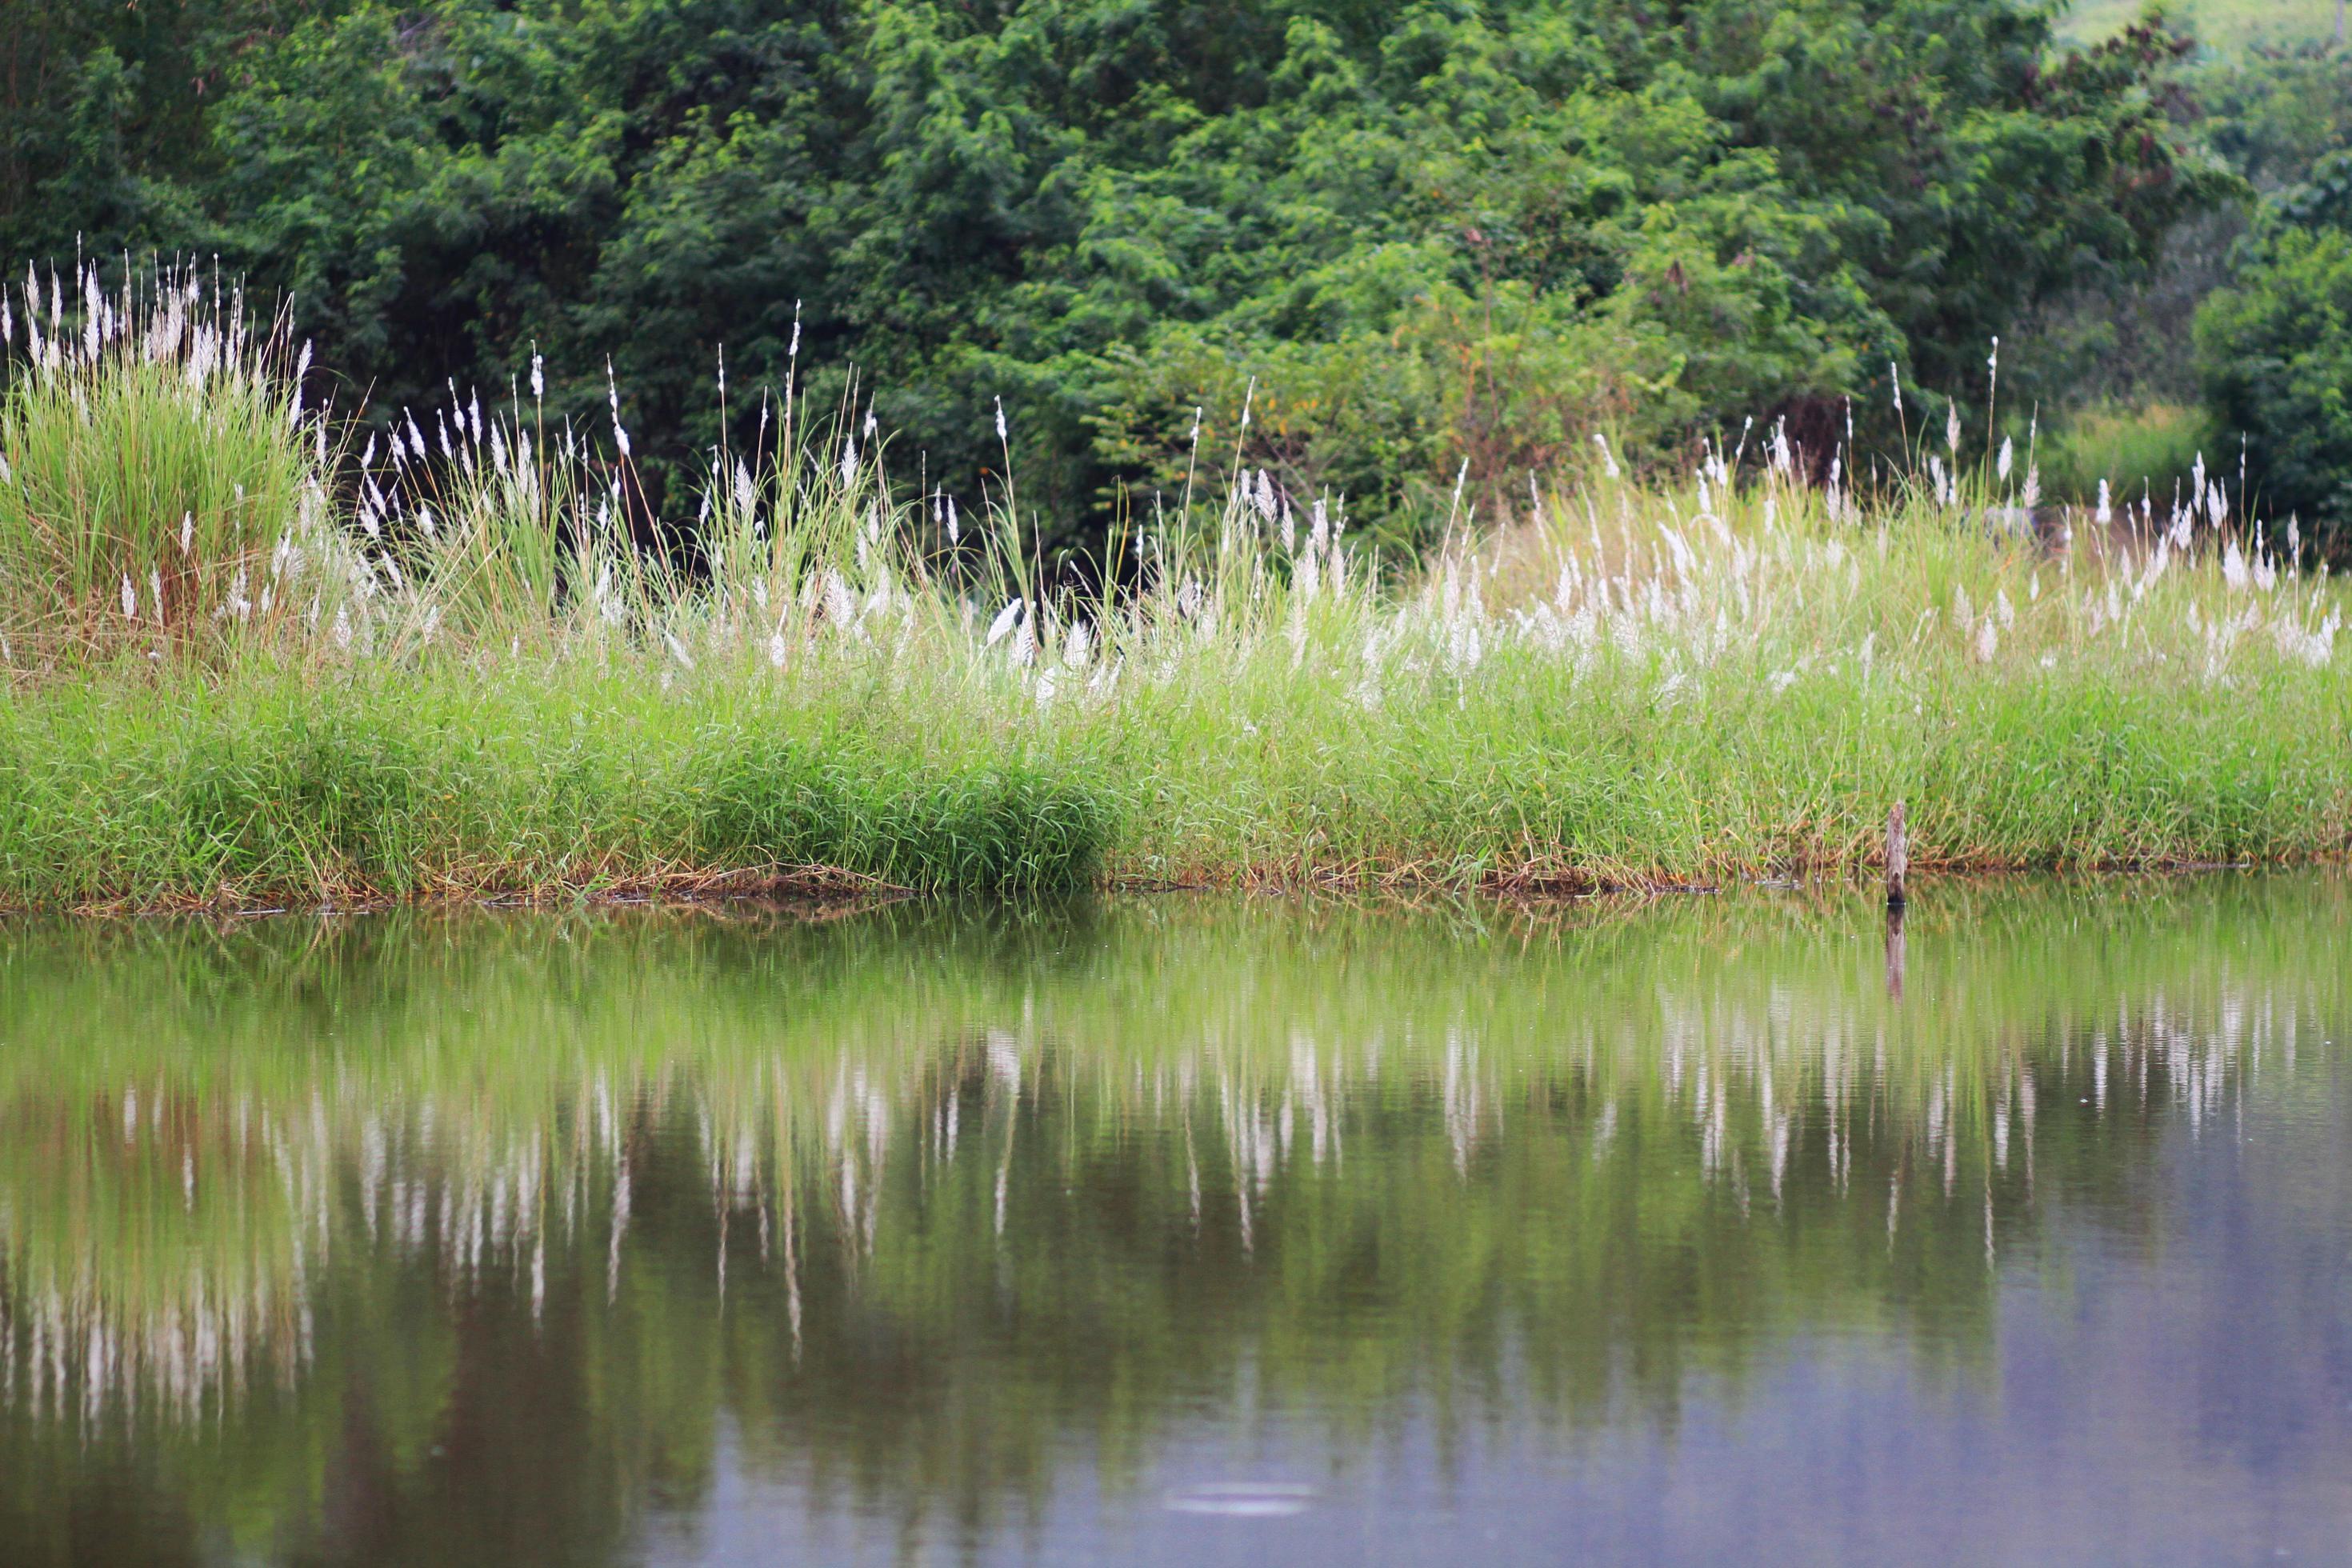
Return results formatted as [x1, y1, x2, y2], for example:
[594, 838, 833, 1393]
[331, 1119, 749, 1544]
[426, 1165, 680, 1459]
[4, 878, 2350, 1565]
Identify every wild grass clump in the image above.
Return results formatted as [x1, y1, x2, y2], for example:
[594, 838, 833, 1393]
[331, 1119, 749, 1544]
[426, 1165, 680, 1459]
[0, 266, 358, 660]
[0, 266, 2346, 907]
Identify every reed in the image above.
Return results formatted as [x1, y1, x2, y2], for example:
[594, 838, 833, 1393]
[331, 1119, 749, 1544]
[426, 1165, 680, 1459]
[0, 267, 2346, 908]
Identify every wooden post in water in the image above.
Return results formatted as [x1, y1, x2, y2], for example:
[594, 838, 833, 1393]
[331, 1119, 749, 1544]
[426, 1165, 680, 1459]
[1884, 801, 1908, 910]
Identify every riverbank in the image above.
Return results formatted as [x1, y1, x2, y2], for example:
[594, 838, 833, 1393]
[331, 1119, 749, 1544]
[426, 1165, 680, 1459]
[4, 547, 2344, 911]
[2, 286, 2346, 910]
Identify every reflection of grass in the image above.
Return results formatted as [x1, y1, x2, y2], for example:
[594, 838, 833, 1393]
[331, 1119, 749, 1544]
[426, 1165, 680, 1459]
[1, 881, 2346, 1554]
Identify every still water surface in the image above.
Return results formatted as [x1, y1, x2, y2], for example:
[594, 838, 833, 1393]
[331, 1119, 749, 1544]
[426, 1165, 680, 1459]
[4, 879, 2350, 1564]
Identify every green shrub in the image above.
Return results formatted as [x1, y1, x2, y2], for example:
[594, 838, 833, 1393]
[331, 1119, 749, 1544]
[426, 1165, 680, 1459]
[2194, 151, 2352, 547]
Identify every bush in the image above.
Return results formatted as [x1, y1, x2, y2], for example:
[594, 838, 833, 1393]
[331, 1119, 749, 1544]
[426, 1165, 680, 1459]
[2194, 151, 2352, 547]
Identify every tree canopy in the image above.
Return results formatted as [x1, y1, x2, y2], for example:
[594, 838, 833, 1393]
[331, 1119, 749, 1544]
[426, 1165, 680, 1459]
[5, 1, 2225, 554]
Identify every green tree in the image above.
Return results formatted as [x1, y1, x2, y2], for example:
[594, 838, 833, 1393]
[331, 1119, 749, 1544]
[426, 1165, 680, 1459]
[5, 0, 2230, 557]
[2196, 148, 2352, 543]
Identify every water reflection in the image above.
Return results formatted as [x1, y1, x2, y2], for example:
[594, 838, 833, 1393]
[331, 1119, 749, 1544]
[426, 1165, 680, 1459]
[2, 879, 2347, 1563]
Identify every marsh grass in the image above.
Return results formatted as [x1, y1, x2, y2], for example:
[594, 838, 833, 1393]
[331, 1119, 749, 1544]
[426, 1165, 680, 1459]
[0, 267, 2346, 908]
[0, 268, 358, 660]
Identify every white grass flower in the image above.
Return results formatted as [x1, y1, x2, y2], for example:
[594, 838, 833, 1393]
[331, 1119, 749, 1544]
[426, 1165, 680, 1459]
[530, 351, 545, 402]
[986, 598, 1024, 646]
[1945, 401, 1960, 458]
[994, 398, 1007, 443]
[1996, 436, 2013, 482]
[662, 629, 695, 670]
[1974, 616, 1998, 663]
[286, 340, 314, 428]
[768, 629, 788, 668]
[120, 575, 136, 620]
[946, 496, 960, 545]
[0, 452, 10, 486]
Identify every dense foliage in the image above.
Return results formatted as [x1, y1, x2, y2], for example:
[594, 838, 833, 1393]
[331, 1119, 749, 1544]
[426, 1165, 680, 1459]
[2196, 146, 2352, 531]
[3, 0, 2221, 554]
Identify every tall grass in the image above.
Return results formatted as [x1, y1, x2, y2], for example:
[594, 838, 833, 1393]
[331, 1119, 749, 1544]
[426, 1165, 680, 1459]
[0, 266, 2346, 908]
[0, 266, 358, 656]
